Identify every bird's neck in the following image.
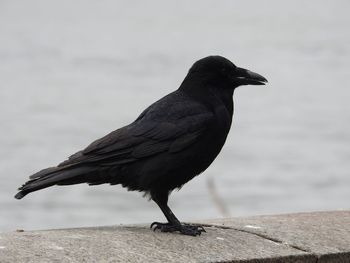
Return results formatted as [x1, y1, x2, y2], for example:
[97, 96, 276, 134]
[178, 76, 234, 116]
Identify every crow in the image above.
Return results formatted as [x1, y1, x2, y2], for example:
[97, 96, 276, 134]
[15, 55, 267, 236]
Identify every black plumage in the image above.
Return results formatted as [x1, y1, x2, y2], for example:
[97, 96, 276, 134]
[15, 56, 267, 236]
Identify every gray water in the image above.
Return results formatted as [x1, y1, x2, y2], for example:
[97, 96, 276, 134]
[1, 0, 350, 232]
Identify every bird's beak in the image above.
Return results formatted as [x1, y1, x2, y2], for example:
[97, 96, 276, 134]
[234, 67, 268, 86]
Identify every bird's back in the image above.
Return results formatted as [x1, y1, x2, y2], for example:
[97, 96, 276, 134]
[16, 90, 233, 198]
[117, 90, 234, 193]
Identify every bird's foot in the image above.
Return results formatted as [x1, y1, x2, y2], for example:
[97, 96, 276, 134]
[150, 222, 206, 236]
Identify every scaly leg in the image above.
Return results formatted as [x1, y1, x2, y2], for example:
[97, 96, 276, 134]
[150, 190, 206, 236]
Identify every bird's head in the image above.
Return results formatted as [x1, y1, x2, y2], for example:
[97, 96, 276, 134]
[184, 55, 268, 90]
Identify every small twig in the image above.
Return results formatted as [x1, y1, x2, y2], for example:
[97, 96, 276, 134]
[207, 177, 231, 217]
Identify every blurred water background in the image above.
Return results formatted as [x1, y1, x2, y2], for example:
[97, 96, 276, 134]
[1, 0, 349, 232]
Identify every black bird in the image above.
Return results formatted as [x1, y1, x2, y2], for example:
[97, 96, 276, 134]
[15, 56, 267, 236]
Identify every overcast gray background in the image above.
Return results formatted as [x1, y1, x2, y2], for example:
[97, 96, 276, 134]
[1, 0, 349, 232]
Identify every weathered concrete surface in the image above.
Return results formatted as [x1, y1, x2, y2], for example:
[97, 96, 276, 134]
[0, 211, 349, 263]
[207, 211, 350, 263]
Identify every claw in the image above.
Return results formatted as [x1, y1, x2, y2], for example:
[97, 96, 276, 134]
[150, 222, 206, 236]
[150, 222, 161, 229]
[197, 225, 206, 232]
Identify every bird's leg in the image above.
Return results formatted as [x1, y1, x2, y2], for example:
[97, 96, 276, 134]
[150, 191, 206, 236]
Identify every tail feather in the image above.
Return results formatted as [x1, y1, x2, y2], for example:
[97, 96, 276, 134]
[29, 167, 64, 180]
[14, 191, 28, 199]
[15, 166, 93, 199]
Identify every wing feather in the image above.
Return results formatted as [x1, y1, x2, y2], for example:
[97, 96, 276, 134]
[57, 92, 214, 168]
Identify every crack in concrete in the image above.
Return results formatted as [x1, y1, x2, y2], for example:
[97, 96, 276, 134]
[201, 223, 312, 254]
[233, 228, 311, 253]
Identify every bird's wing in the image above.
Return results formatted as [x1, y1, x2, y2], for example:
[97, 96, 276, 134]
[130, 112, 213, 158]
[58, 110, 214, 167]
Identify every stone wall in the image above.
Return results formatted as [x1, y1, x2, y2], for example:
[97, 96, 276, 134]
[0, 211, 349, 262]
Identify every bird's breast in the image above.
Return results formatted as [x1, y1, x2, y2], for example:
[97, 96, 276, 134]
[212, 105, 233, 140]
[194, 105, 233, 166]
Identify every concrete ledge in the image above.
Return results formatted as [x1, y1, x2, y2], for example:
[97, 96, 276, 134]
[0, 211, 349, 262]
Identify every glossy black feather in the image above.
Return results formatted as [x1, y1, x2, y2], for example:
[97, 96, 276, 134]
[14, 55, 267, 236]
